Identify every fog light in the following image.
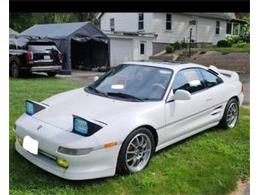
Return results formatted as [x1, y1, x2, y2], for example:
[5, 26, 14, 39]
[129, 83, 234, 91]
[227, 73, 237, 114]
[57, 158, 69, 169]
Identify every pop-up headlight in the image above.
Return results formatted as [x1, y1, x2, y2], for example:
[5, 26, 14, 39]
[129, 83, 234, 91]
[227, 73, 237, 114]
[73, 116, 88, 135]
[25, 100, 46, 116]
[72, 115, 103, 136]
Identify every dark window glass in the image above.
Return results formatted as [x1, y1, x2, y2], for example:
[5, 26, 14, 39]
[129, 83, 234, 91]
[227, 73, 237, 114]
[166, 14, 172, 30]
[226, 22, 232, 34]
[216, 21, 220, 34]
[87, 64, 173, 101]
[9, 40, 16, 49]
[200, 69, 223, 88]
[110, 18, 115, 31]
[140, 43, 145, 54]
[138, 13, 144, 30]
[172, 69, 205, 94]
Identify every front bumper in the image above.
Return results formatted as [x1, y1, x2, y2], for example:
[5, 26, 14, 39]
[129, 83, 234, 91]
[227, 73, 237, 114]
[15, 141, 118, 180]
[14, 115, 120, 180]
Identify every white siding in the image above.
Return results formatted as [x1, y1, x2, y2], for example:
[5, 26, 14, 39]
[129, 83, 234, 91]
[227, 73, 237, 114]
[153, 13, 228, 44]
[196, 17, 227, 44]
[153, 13, 191, 43]
[100, 13, 154, 33]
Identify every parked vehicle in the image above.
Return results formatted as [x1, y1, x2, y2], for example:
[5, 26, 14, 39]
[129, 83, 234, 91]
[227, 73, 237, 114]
[14, 61, 244, 180]
[9, 36, 63, 77]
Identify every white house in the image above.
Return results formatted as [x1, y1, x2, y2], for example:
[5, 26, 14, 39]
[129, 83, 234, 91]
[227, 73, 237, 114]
[97, 13, 241, 66]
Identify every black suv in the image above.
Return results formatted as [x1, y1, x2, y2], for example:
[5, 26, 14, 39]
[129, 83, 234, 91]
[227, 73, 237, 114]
[9, 36, 63, 77]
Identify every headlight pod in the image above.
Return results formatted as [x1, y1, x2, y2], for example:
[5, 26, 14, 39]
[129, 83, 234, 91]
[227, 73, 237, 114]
[25, 100, 46, 116]
[72, 115, 102, 136]
[58, 146, 93, 155]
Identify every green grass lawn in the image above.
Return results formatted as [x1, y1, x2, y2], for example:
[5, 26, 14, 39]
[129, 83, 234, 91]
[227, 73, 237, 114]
[199, 44, 250, 55]
[10, 77, 249, 195]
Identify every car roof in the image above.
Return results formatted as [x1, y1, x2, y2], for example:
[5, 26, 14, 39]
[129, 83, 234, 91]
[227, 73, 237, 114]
[121, 61, 207, 71]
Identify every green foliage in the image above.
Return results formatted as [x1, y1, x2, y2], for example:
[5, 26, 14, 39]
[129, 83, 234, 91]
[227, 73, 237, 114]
[9, 77, 249, 195]
[225, 35, 241, 45]
[165, 46, 173, 53]
[217, 40, 232, 48]
[181, 41, 188, 48]
[233, 43, 250, 48]
[171, 41, 181, 50]
[10, 13, 98, 32]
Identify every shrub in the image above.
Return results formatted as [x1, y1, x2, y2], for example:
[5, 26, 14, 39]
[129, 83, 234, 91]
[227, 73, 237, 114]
[225, 35, 241, 45]
[165, 45, 173, 53]
[217, 40, 232, 47]
[171, 41, 181, 50]
[181, 41, 188, 48]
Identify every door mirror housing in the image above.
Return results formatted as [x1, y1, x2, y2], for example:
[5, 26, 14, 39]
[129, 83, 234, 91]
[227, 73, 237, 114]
[167, 89, 191, 102]
[93, 76, 99, 82]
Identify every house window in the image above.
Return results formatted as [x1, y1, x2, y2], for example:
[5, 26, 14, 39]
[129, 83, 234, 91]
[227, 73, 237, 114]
[216, 21, 220, 35]
[226, 22, 232, 34]
[166, 14, 172, 30]
[138, 13, 144, 30]
[110, 18, 115, 31]
[140, 43, 145, 54]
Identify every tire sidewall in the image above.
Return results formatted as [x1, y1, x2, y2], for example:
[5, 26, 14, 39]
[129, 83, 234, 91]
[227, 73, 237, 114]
[117, 127, 155, 175]
[221, 98, 239, 129]
[10, 61, 20, 78]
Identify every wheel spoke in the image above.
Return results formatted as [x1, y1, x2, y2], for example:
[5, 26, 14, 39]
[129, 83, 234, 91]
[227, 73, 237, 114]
[127, 150, 136, 155]
[127, 156, 136, 162]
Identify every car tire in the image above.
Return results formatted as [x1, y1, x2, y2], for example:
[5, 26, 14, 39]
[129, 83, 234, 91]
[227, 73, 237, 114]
[10, 61, 20, 78]
[47, 72, 57, 77]
[117, 127, 155, 175]
[219, 98, 239, 129]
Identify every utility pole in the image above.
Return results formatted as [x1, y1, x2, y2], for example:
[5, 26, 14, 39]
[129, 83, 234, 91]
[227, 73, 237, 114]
[188, 28, 192, 57]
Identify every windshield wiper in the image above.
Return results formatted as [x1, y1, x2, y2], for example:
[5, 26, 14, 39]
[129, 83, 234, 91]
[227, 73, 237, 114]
[87, 86, 106, 96]
[106, 92, 144, 102]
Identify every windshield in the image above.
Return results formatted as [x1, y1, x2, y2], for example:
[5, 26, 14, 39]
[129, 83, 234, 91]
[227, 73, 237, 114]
[86, 64, 173, 101]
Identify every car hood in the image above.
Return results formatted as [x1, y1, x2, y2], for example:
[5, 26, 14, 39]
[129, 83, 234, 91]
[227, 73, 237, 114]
[33, 88, 155, 131]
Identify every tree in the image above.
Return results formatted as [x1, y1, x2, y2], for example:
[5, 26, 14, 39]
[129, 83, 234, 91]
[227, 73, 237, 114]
[10, 13, 98, 32]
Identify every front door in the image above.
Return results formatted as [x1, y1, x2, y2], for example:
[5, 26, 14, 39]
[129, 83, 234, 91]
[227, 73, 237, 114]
[159, 68, 212, 146]
[139, 41, 146, 60]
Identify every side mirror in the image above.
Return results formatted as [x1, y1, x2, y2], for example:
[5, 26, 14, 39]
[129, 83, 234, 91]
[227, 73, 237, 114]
[173, 89, 191, 100]
[93, 76, 99, 82]
[167, 89, 191, 102]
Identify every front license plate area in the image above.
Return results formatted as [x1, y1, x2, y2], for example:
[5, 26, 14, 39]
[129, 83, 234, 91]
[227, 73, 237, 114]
[23, 136, 39, 155]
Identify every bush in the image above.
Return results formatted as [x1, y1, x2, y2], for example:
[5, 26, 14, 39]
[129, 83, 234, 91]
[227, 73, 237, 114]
[217, 40, 232, 48]
[165, 46, 173, 53]
[171, 41, 181, 50]
[225, 35, 241, 45]
[181, 41, 188, 48]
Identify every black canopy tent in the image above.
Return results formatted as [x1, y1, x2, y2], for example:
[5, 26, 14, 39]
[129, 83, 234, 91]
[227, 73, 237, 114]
[21, 22, 110, 74]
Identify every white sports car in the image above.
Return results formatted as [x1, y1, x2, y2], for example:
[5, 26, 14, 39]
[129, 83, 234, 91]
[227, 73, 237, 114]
[14, 61, 244, 180]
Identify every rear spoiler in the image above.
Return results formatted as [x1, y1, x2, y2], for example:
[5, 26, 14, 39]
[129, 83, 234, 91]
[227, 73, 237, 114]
[209, 65, 239, 81]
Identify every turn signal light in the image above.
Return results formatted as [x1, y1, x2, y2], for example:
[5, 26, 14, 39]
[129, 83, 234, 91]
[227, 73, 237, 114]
[104, 142, 117, 149]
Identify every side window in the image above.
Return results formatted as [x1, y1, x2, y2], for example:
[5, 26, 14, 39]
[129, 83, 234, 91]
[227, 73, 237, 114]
[200, 69, 223, 88]
[9, 40, 16, 49]
[172, 69, 205, 94]
[138, 13, 144, 30]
